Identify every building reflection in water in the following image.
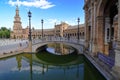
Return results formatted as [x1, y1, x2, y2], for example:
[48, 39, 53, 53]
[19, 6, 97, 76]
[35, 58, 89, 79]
[16, 54, 22, 71]
[15, 53, 83, 80]
[47, 43, 75, 55]
[16, 54, 33, 80]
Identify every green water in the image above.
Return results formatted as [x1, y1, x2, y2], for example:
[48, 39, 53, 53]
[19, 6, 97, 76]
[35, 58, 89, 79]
[0, 53, 106, 80]
[0, 43, 106, 80]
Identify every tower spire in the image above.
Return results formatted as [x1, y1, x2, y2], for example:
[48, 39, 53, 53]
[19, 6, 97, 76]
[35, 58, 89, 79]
[16, 5, 19, 16]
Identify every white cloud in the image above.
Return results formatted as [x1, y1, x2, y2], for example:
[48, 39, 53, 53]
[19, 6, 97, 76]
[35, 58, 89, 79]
[47, 19, 58, 24]
[8, 0, 55, 9]
[65, 21, 76, 25]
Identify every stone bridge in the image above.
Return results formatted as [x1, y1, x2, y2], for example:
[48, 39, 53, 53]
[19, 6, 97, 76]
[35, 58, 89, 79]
[25, 38, 85, 54]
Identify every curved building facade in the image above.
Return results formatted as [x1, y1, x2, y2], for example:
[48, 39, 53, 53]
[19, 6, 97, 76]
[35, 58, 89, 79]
[11, 6, 85, 41]
[84, 0, 120, 75]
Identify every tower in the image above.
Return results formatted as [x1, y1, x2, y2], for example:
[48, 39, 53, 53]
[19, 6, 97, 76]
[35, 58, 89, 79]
[13, 5, 23, 39]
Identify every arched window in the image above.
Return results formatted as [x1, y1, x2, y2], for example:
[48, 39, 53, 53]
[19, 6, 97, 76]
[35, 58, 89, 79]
[107, 28, 109, 39]
[83, 32, 84, 36]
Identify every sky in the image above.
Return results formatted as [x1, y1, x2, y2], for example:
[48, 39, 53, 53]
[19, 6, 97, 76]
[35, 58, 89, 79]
[0, 0, 85, 30]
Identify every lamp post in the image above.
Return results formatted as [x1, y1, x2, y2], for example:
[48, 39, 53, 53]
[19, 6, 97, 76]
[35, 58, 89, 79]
[77, 17, 80, 42]
[28, 10, 32, 41]
[41, 19, 44, 39]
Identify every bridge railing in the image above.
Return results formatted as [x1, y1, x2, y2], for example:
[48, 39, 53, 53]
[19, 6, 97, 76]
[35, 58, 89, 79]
[32, 37, 85, 46]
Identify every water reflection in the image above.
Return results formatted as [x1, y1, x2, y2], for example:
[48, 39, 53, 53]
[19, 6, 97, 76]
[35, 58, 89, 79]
[0, 50, 106, 80]
[16, 55, 22, 71]
[46, 43, 75, 55]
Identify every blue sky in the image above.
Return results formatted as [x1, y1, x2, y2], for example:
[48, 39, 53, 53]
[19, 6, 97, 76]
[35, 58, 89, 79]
[0, 0, 84, 29]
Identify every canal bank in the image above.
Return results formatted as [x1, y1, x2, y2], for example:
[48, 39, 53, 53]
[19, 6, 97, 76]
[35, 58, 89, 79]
[0, 40, 28, 55]
[84, 51, 119, 80]
[0, 50, 23, 59]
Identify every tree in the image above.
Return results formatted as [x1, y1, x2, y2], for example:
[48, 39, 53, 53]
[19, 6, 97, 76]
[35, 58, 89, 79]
[0, 27, 10, 38]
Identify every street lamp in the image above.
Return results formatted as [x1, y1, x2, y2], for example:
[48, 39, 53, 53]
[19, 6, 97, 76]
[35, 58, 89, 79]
[41, 19, 44, 39]
[28, 10, 32, 41]
[77, 17, 80, 42]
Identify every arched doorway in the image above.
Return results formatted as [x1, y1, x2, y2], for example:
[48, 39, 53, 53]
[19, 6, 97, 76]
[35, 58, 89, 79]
[104, 0, 118, 57]
[94, 0, 119, 69]
[97, 0, 118, 56]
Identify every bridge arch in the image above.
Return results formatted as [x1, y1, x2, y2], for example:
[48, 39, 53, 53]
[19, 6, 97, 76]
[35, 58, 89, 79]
[32, 41, 84, 54]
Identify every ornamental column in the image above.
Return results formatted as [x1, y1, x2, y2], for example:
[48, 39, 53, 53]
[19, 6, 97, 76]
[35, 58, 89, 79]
[90, 3, 94, 53]
[92, 1, 97, 55]
[84, 7, 89, 50]
[96, 16, 104, 54]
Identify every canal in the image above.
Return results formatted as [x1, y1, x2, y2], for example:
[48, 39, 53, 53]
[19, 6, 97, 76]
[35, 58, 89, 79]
[0, 43, 106, 80]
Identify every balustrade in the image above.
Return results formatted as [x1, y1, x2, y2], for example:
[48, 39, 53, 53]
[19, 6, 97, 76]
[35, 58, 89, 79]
[32, 37, 85, 46]
[0, 39, 28, 55]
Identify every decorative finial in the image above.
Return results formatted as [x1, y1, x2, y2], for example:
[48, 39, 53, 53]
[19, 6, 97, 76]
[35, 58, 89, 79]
[16, 5, 18, 10]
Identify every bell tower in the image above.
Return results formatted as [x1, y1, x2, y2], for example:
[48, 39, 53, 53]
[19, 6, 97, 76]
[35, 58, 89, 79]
[13, 5, 23, 39]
